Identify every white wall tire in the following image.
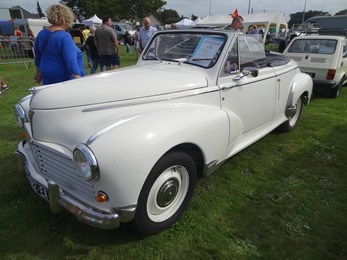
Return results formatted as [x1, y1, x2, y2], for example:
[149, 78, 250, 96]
[133, 151, 197, 235]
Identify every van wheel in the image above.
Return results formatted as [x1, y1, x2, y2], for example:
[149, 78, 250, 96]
[330, 81, 342, 98]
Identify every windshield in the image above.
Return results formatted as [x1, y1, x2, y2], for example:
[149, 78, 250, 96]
[143, 32, 227, 68]
[120, 24, 134, 30]
[288, 39, 337, 54]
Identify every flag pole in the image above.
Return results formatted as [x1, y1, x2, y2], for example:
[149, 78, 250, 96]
[209, 0, 212, 15]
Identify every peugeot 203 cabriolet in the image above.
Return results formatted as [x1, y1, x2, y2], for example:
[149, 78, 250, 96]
[15, 29, 313, 235]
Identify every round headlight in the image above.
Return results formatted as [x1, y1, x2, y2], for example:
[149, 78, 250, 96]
[73, 144, 100, 181]
[14, 104, 27, 128]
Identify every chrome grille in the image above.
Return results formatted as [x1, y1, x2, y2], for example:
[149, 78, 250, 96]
[32, 142, 96, 200]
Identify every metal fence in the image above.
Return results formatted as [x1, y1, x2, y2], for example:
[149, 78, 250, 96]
[0, 36, 35, 69]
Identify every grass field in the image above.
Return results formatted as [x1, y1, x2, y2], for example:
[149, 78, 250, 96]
[0, 45, 347, 259]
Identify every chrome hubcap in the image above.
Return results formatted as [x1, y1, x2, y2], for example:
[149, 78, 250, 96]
[157, 178, 179, 207]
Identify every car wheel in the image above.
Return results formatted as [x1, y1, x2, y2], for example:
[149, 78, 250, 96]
[133, 151, 197, 235]
[329, 81, 342, 99]
[277, 96, 303, 132]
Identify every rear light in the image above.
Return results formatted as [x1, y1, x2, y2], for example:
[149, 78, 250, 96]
[327, 69, 336, 80]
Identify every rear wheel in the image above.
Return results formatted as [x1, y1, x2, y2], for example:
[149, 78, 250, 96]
[330, 81, 342, 99]
[277, 96, 303, 132]
[132, 151, 197, 235]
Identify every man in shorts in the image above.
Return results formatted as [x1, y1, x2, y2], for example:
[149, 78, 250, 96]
[94, 17, 120, 71]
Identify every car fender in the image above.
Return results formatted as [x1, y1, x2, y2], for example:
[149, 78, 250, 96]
[88, 105, 231, 207]
[286, 71, 313, 111]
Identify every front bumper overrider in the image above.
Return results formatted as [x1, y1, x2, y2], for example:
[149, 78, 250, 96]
[16, 140, 121, 229]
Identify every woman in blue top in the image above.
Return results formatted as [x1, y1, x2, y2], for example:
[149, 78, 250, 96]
[34, 4, 85, 85]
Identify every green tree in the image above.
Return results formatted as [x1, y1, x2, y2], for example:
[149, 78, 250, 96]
[288, 10, 330, 27]
[335, 9, 347, 15]
[36, 1, 45, 18]
[156, 9, 180, 24]
[117, 0, 166, 20]
[60, 0, 166, 21]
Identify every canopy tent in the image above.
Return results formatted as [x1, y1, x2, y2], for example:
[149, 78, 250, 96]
[0, 18, 13, 35]
[197, 12, 288, 44]
[82, 15, 102, 27]
[27, 18, 51, 37]
[176, 18, 194, 29]
[192, 17, 202, 25]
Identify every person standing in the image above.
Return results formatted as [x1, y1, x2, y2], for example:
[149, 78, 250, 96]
[83, 25, 91, 67]
[86, 26, 101, 74]
[34, 4, 85, 85]
[139, 17, 156, 53]
[94, 17, 120, 71]
[133, 26, 140, 60]
[14, 26, 23, 36]
[230, 16, 244, 31]
[123, 30, 133, 55]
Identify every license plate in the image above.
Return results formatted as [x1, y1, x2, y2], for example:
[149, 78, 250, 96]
[30, 180, 49, 201]
[305, 72, 315, 78]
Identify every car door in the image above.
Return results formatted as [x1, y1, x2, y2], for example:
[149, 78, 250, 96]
[218, 36, 277, 141]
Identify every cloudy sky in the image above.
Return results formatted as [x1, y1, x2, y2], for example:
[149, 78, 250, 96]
[2, 0, 346, 21]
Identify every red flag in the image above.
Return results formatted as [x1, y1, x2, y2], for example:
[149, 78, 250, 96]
[231, 9, 238, 18]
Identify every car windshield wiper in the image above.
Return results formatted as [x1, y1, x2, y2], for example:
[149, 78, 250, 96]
[146, 53, 163, 62]
[191, 57, 213, 61]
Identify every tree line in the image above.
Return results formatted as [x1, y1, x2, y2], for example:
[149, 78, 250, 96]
[35, 1, 347, 27]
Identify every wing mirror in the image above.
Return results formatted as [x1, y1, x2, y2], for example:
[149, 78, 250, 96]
[233, 67, 259, 81]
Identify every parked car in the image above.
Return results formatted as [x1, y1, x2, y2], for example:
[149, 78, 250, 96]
[111, 22, 135, 41]
[14, 29, 313, 235]
[66, 23, 85, 50]
[283, 35, 347, 98]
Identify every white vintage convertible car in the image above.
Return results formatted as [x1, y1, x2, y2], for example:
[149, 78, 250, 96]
[15, 29, 313, 235]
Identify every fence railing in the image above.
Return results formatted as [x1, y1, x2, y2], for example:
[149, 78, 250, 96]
[0, 36, 35, 69]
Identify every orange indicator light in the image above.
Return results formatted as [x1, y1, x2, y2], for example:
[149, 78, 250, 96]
[96, 192, 108, 203]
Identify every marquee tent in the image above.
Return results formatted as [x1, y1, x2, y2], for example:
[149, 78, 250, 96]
[192, 17, 202, 25]
[176, 18, 193, 29]
[82, 14, 102, 27]
[27, 18, 51, 37]
[197, 12, 288, 44]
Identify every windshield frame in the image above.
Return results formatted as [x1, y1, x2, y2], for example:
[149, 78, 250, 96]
[142, 31, 228, 69]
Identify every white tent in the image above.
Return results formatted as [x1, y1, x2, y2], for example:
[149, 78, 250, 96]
[192, 17, 202, 25]
[27, 18, 51, 37]
[176, 18, 194, 29]
[82, 14, 102, 27]
[197, 12, 288, 44]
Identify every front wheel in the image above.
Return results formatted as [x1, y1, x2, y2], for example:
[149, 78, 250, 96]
[132, 151, 197, 235]
[276, 96, 303, 133]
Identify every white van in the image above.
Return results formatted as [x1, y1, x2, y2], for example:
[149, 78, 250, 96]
[283, 35, 347, 98]
[111, 23, 135, 41]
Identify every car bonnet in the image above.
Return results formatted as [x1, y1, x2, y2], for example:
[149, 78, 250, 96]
[29, 64, 208, 110]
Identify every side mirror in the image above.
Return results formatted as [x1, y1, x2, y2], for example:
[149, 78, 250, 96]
[233, 67, 259, 81]
[242, 67, 259, 77]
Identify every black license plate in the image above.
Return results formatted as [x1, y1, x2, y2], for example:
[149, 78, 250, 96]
[305, 72, 315, 78]
[31, 180, 49, 201]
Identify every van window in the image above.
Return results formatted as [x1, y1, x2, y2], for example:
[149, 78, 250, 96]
[288, 39, 337, 54]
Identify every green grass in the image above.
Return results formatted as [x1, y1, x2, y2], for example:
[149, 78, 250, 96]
[1, 45, 347, 259]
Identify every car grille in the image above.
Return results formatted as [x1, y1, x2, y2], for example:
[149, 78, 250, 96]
[31, 142, 96, 200]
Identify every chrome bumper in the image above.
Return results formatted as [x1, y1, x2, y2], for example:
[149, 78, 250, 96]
[16, 140, 121, 229]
